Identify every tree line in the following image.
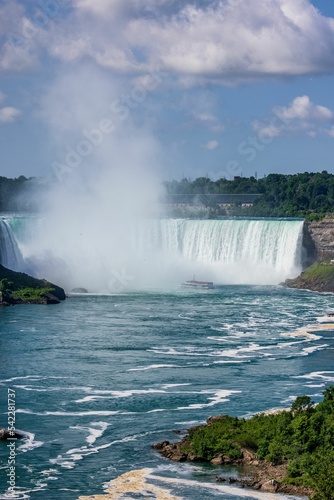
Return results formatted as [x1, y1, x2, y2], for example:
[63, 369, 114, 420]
[164, 171, 334, 220]
[0, 176, 37, 213]
[1, 171, 334, 219]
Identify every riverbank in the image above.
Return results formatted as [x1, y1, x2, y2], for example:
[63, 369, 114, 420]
[153, 426, 312, 497]
[285, 260, 334, 293]
[0, 264, 66, 305]
[153, 387, 334, 500]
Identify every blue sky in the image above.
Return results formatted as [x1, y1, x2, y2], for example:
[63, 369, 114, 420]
[0, 0, 334, 181]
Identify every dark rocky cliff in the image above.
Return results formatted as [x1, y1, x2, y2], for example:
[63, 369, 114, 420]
[287, 219, 334, 292]
[304, 219, 334, 262]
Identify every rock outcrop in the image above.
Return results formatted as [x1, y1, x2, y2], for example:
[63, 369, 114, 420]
[0, 264, 66, 305]
[153, 425, 313, 497]
[304, 219, 334, 262]
[285, 260, 334, 293]
[0, 429, 24, 440]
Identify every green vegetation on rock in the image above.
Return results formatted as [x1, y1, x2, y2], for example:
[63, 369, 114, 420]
[285, 260, 334, 293]
[180, 387, 334, 499]
[0, 265, 66, 305]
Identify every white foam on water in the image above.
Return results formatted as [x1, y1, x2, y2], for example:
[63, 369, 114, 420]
[146, 408, 167, 413]
[74, 388, 167, 403]
[128, 364, 182, 371]
[317, 315, 334, 323]
[0, 492, 31, 500]
[78, 468, 306, 500]
[207, 335, 233, 342]
[213, 360, 250, 364]
[0, 375, 68, 384]
[174, 420, 202, 426]
[40, 469, 60, 476]
[302, 344, 328, 355]
[11, 385, 93, 393]
[16, 410, 120, 416]
[177, 389, 240, 411]
[17, 431, 44, 452]
[161, 384, 192, 389]
[178, 313, 196, 320]
[70, 421, 110, 445]
[50, 433, 150, 470]
[148, 471, 306, 500]
[148, 347, 208, 357]
[282, 323, 334, 340]
[295, 371, 334, 382]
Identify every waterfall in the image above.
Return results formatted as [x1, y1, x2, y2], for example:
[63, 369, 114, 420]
[5, 216, 304, 289]
[134, 218, 304, 286]
[0, 219, 24, 271]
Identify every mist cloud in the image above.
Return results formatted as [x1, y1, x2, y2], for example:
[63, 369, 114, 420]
[22, 64, 165, 292]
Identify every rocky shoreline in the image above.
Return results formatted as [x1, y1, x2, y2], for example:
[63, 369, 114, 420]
[284, 260, 334, 293]
[0, 264, 66, 305]
[153, 416, 313, 498]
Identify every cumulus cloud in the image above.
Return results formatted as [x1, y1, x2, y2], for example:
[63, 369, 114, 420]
[2, 0, 334, 85]
[252, 95, 334, 138]
[203, 140, 219, 150]
[0, 0, 44, 72]
[0, 106, 21, 123]
[275, 95, 333, 122]
[72, 0, 334, 84]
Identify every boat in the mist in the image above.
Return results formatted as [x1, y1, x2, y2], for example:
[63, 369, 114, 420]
[181, 276, 214, 289]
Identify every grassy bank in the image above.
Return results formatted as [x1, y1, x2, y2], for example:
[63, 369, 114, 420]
[285, 260, 334, 293]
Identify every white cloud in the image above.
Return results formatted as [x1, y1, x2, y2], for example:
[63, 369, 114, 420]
[2, 0, 334, 85]
[123, 0, 334, 84]
[274, 95, 333, 121]
[252, 95, 334, 138]
[0, 1, 42, 72]
[203, 140, 219, 150]
[0, 106, 21, 123]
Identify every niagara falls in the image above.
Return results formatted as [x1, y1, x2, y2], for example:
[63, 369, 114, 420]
[2, 0, 334, 499]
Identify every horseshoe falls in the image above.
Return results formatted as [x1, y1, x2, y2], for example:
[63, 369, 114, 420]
[5, 216, 304, 290]
[134, 218, 304, 287]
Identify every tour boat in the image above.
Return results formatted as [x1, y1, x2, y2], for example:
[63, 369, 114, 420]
[181, 276, 214, 289]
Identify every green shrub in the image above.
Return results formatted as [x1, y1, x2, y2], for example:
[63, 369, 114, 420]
[185, 387, 334, 498]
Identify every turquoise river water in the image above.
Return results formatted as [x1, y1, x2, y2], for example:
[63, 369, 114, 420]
[1, 286, 334, 499]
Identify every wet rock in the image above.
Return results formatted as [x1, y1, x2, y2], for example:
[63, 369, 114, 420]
[211, 454, 224, 465]
[0, 429, 23, 440]
[261, 479, 279, 492]
[152, 440, 170, 450]
[215, 476, 226, 482]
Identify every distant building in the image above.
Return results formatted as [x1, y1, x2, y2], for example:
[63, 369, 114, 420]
[162, 193, 262, 211]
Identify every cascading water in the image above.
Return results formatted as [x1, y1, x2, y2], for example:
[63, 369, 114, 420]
[7, 216, 304, 290]
[0, 218, 24, 271]
[135, 218, 304, 286]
